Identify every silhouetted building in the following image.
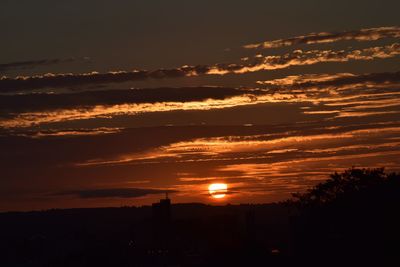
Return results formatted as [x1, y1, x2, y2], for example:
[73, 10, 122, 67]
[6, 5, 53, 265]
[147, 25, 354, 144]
[152, 193, 171, 250]
[152, 193, 171, 225]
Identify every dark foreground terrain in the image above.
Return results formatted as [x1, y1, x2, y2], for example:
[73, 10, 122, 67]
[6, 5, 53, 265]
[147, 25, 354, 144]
[0, 168, 399, 266]
[0, 203, 291, 266]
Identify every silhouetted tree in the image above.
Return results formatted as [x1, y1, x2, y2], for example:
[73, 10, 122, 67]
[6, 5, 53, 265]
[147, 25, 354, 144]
[289, 168, 400, 266]
[290, 167, 400, 208]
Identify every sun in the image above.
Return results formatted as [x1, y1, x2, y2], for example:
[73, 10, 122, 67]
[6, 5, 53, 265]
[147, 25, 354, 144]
[208, 183, 228, 199]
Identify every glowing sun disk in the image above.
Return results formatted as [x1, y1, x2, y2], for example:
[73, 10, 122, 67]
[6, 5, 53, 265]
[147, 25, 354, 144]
[208, 183, 228, 199]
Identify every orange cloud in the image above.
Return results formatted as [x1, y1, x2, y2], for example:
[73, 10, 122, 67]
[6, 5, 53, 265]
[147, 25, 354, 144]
[244, 26, 400, 49]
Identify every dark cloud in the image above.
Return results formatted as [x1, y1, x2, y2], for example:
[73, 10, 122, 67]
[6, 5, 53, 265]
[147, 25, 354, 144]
[0, 66, 210, 93]
[244, 26, 400, 49]
[56, 188, 178, 199]
[0, 58, 89, 73]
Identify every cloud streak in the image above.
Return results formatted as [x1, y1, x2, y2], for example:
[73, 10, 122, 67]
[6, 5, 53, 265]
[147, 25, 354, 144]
[0, 87, 245, 113]
[257, 71, 400, 94]
[0, 57, 89, 73]
[243, 26, 400, 49]
[1, 71, 399, 129]
[0, 92, 270, 128]
[0, 68, 203, 93]
[225, 43, 400, 74]
[74, 124, 400, 167]
[1, 43, 399, 93]
[56, 188, 177, 199]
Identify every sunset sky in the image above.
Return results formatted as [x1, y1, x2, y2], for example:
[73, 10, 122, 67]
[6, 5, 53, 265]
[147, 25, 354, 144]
[1, 0, 400, 211]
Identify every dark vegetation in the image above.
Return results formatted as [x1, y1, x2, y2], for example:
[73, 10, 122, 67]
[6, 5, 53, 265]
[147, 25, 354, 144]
[289, 168, 400, 266]
[0, 168, 398, 266]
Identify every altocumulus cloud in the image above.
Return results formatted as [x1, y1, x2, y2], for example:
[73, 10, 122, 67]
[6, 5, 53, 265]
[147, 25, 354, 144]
[1, 43, 399, 93]
[243, 26, 400, 49]
[223, 43, 400, 74]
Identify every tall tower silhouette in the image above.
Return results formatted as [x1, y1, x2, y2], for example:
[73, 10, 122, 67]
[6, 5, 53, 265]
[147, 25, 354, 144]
[152, 193, 171, 248]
